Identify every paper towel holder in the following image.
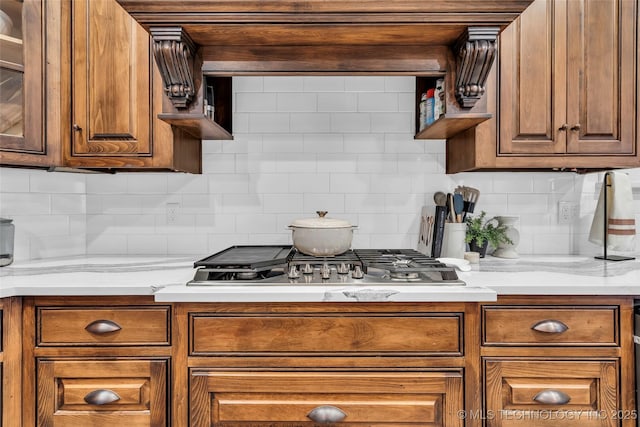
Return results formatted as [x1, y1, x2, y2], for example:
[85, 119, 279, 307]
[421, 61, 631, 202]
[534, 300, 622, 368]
[595, 171, 635, 261]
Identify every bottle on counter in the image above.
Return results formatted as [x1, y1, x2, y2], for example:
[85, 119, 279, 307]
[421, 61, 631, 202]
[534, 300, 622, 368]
[434, 78, 445, 120]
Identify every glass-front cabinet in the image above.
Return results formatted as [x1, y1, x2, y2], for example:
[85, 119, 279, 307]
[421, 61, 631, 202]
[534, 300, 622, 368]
[0, 0, 56, 167]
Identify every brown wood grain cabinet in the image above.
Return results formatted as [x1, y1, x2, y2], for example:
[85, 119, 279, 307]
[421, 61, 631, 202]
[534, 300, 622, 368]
[0, 0, 62, 168]
[447, 0, 640, 172]
[481, 296, 636, 427]
[63, 0, 201, 172]
[3, 295, 636, 426]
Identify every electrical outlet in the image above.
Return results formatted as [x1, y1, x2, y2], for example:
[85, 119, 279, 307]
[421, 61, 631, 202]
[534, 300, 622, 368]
[558, 201, 577, 224]
[166, 203, 179, 224]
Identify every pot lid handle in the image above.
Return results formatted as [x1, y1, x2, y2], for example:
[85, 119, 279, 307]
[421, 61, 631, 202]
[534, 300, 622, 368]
[316, 211, 328, 218]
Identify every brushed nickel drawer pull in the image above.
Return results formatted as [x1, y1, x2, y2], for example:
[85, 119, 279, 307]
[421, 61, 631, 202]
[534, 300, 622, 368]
[531, 319, 569, 333]
[84, 389, 121, 405]
[307, 405, 347, 423]
[559, 123, 568, 131]
[533, 389, 571, 405]
[570, 123, 581, 131]
[85, 319, 122, 334]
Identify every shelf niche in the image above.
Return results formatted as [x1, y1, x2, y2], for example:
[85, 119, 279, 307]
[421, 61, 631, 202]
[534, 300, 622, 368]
[414, 76, 491, 140]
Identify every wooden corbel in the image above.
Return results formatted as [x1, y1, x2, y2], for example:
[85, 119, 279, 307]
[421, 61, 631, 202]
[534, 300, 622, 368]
[454, 27, 500, 108]
[149, 27, 196, 108]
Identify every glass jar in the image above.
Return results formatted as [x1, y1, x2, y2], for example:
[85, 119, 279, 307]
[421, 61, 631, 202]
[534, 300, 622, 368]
[0, 217, 15, 266]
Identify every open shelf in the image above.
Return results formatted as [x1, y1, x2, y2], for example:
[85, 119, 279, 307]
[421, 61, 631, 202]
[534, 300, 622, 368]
[158, 113, 233, 140]
[415, 113, 492, 139]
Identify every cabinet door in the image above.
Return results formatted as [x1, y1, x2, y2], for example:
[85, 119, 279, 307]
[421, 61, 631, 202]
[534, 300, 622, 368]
[0, 0, 49, 163]
[71, 0, 152, 157]
[37, 359, 167, 426]
[190, 370, 463, 427]
[485, 359, 619, 427]
[565, 0, 636, 154]
[499, 0, 567, 155]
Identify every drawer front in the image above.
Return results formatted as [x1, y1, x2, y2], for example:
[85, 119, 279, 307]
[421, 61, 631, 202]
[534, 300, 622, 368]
[191, 313, 462, 355]
[484, 359, 619, 427]
[38, 306, 170, 346]
[483, 306, 618, 346]
[37, 359, 167, 426]
[190, 370, 463, 427]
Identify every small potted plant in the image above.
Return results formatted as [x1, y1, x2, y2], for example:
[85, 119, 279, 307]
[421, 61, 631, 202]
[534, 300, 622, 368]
[464, 211, 513, 258]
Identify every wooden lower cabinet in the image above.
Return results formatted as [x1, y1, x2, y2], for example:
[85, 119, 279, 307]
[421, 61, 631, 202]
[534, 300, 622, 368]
[190, 370, 463, 427]
[484, 359, 619, 427]
[37, 358, 168, 426]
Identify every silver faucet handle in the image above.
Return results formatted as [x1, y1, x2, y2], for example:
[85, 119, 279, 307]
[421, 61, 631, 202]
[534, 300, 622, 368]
[352, 265, 364, 279]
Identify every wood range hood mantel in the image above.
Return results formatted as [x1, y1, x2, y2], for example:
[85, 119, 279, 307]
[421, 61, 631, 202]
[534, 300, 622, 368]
[116, 1, 533, 107]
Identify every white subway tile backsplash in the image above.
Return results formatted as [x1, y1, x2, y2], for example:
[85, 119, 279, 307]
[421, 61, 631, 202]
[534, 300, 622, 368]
[303, 76, 345, 92]
[236, 93, 277, 112]
[290, 113, 331, 133]
[52, 194, 86, 214]
[330, 113, 370, 133]
[0, 193, 50, 215]
[289, 174, 330, 194]
[4, 76, 640, 259]
[371, 113, 412, 133]
[345, 76, 385, 92]
[303, 134, 343, 153]
[330, 173, 370, 193]
[249, 113, 290, 133]
[30, 171, 85, 194]
[264, 76, 304, 92]
[277, 93, 317, 112]
[357, 93, 398, 112]
[317, 93, 358, 112]
[302, 193, 345, 214]
[384, 77, 415, 92]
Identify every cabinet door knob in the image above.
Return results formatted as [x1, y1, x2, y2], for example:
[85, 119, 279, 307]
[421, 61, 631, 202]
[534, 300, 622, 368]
[570, 124, 581, 131]
[84, 389, 121, 405]
[533, 389, 571, 405]
[307, 405, 347, 423]
[72, 124, 82, 132]
[558, 124, 568, 131]
[531, 319, 569, 333]
[85, 319, 122, 334]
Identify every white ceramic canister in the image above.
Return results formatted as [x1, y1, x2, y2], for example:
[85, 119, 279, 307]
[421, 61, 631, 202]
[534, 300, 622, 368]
[440, 222, 466, 259]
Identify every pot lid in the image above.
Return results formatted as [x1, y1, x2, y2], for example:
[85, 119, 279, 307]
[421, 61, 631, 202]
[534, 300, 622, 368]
[290, 211, 353, 228]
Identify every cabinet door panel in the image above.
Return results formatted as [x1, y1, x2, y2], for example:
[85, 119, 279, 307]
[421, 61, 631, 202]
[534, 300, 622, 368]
[0, 0, 45, 155]
[566, 0, 636, 154]
[499, 0, 567, 155]
[72, 0, 152, 156]
[37, 359, 167, 426]
[190, 370, 463, 427]
[484, 359, 618, 427]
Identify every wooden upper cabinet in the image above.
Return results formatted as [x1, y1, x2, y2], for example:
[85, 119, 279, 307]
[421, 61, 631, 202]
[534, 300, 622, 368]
[71, 0, 152, 157]
[0, 0, 60, 167]
[565, 0, 635, 154]
[66, 0, 201, 172]
[499, 0, 636, 156]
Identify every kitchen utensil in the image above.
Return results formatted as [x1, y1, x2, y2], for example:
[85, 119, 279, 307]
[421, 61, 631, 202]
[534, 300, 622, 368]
[447, 193, 455, 222]
[289, 211, 357, 256]
[453, 193, 464, 223]
[433, 191, 447, 206]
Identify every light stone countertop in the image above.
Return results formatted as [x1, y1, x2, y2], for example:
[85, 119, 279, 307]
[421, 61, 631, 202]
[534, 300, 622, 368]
[1, 254, 639, 301]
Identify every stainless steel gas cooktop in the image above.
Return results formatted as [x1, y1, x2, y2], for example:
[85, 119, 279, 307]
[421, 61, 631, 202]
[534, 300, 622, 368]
[187, 245, 464, 286]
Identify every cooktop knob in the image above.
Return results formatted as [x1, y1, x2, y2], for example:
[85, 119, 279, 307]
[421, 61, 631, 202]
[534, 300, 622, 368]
[288, 265, 300, 279]
[352, 265, 364, 279]
[337, 263, 349, 274]
[320, 263, 331, 280]
[303, 264, 314, 274]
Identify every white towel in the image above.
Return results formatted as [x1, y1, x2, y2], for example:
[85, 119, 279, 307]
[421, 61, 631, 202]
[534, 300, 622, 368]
[589, 172, 636, 251]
